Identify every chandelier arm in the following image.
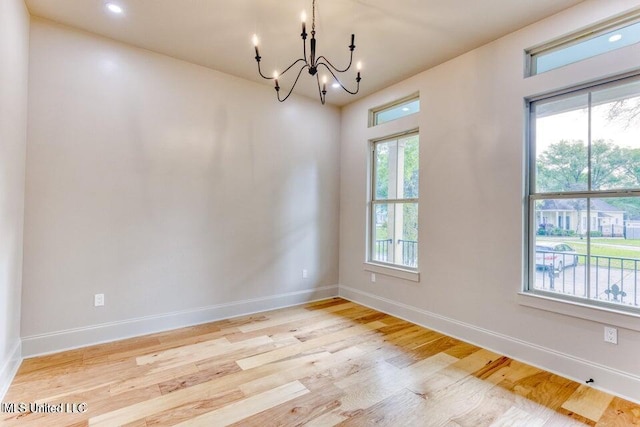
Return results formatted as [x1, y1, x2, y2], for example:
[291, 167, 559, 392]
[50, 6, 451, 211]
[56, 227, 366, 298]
[277, 64, 309, 102]
[281, 58, 308, 76]
[317, 62, 360, 95]
[256, 60, 274, 80]
[257, 58, 307, 80]
[316, 50, 354, 73]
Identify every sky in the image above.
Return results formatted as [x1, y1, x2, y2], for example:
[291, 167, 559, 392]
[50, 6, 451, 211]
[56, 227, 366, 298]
[536, 95, 640, 156]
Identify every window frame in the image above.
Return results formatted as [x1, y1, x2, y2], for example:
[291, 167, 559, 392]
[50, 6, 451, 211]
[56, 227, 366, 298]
[368, 129, 420, 272]
[525, 72, 640, 314]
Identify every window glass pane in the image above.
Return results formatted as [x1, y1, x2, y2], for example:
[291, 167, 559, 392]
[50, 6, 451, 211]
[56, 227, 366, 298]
[400, 203, 418, 268]
[400, 135, 419, 199]
[372, 203, 418, 268]
[532, 20, 640, 75]
[533, 198, 587, 298]
[374, 98, 420, 126]
[375, 140, 395, 200]
[589, 197, 640, 308]
[372, 203, 392, 264]
[534, 94, 589, 193]
[591, 79, 640, 190]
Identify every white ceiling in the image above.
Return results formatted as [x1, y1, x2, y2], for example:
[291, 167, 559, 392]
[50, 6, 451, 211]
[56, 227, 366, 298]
[25, 0, 585, 106]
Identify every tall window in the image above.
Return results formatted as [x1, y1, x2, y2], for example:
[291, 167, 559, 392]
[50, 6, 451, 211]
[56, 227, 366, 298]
[370, 132, 419, 269]
[528, 74, 640, 312]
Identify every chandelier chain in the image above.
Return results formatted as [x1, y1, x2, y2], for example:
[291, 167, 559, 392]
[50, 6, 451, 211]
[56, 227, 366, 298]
[312, 0, 316, 32]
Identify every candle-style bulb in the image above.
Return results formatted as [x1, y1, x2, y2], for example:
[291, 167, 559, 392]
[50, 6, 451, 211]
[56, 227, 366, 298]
[301, 11, 307, 36]
[252, 34, 260, 58]
[357, 61, 362, 71]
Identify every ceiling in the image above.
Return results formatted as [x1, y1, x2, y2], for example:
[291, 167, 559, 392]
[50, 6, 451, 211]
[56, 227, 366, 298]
[25, 0, 585, 106]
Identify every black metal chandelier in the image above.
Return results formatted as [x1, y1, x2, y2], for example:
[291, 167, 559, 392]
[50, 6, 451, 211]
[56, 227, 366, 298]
[252, 0, 362, 104]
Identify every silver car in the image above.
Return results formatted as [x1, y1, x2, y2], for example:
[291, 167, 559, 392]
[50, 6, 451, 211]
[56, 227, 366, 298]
[535, 242, 579, 271]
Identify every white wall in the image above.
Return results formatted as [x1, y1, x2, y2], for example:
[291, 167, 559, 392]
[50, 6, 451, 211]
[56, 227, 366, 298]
[22, 19, 341, 355]
[339, 0, 640, 402]
[0, 0, 29, 398]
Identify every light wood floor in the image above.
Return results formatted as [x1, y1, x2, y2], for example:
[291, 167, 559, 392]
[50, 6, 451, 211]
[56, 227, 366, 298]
[3, 298, 639, 426]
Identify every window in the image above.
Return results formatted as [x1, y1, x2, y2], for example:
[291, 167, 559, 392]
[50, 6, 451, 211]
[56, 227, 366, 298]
[527, 74, 640, 312]
[370, 94, 420, 126]
[370, 131, 419, 269]
[526, 15, 640, 76]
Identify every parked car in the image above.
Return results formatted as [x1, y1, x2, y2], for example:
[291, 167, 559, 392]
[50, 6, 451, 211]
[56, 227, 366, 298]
[535, 242, 579, 271]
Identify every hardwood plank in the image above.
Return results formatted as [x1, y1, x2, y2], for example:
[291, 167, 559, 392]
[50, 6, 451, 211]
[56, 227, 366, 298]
[562, 384, 614, 422]
[235, 320, 386, 370]
[596, 396, 640, 426]
[173, 380, 310, 426]
[143, 388, 244, 426]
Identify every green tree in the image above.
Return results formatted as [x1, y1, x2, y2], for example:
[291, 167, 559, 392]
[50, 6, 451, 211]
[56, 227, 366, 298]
[620, 148, 640, 187]
[591, 140, 624, 190]
[537, 139, 624, 192]
[536, 139, 587, 192]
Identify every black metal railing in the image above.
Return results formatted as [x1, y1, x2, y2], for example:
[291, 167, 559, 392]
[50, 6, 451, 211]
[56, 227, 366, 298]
[375, 239, 392, 262]
[398, 239, 418, 268]
[535, 250, 639, 307]
[374, 239, 418, 268]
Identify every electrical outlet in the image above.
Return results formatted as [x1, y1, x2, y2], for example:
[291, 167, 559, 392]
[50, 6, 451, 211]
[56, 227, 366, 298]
[371, 273, 376, 283]
[94, 293, 105, 307]
[604, 326, 617, 344]
[302, 269, 308, 279]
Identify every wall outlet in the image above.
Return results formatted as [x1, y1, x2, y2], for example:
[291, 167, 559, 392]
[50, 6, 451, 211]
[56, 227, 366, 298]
[371, 273, 376, 283]
[94, 293, 105, 307]
[604, 326, 617, 344]
[302, 269, 308, 279]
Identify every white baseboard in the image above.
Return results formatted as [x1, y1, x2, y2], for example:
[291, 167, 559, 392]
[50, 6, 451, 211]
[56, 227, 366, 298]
[22, 285, 338, 358]
[339, 285, 640, 404]
[0, 340, 22, 401]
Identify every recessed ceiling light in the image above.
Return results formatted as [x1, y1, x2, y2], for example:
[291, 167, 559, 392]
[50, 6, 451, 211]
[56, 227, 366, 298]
[332, 83, 340, 89]
[106, 3, 123, 14]
[608, 34, 622, 43]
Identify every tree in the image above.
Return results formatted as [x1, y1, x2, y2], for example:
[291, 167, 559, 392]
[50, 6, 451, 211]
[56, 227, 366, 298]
[536, 139, 625, 192]
[536, 139, 587, 192]
[607, 98, 640, 130]
[591, 140, 624, 190]
[620, 148, 640, 187]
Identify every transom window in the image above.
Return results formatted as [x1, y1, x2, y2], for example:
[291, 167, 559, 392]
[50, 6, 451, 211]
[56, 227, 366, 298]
[527, 74, 640, 312]
[370, 131, 419, 269]
[370, 95, 420, 127]
[526, 14, 640, 76]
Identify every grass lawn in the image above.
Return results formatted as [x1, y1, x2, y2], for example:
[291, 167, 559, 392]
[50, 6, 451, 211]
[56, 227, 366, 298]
[591, 238, 640, 247]
[569, 241, 640, 269]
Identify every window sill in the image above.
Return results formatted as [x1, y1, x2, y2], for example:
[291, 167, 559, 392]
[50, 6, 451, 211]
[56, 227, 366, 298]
[363, 262, 420, 282]
[518, 291, 640, 332]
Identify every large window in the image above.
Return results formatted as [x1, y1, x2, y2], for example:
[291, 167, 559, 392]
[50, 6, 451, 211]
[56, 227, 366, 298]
[370, 132, 419, 269]
[528, 74, 640, 312]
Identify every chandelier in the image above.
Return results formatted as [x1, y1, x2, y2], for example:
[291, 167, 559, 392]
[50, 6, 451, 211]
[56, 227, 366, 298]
[252, 0, 362, 104]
